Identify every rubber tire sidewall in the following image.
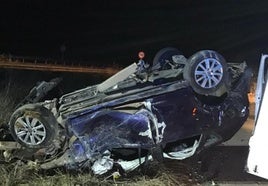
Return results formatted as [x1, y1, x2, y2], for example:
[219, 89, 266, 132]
[152, 47, 182, 70]
[9, 104, 58, 149]
[183, 50, 229, 97]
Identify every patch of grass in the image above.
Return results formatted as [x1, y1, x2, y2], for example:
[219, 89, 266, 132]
[0, 161, 193, 186]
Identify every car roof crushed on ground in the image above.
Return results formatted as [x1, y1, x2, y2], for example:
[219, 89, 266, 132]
[0, 48, 252, 175]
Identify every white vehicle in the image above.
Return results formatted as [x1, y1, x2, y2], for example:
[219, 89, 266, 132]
[247, 54, 268, 179]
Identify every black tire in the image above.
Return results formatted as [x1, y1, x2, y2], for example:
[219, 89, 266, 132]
[183, 50, 229, 97]
[9, 104, 58, 149]
[152, 47, 182, 70]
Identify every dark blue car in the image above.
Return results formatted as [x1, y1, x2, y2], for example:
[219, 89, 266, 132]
[6, 48, 251, 174]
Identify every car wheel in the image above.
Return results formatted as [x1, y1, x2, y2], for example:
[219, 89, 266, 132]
[9, 104, 58, 149]
[152, 47, 182, 70]
[183, 50, 229, 97]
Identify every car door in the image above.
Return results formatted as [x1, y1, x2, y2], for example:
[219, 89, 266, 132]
[247, 54, 268, 179]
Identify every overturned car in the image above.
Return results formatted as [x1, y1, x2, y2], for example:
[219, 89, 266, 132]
[1, 48, 251, 175]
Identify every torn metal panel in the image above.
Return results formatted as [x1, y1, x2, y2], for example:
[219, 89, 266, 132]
[163, 140, 200, 160]
[142, 101, 166, 143]
[91, 151, 114, 175]
[117, 155, 153, 172]
[97, 63, 138, 92]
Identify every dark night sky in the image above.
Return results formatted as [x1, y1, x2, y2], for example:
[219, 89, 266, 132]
[1, 0, 268, 67]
